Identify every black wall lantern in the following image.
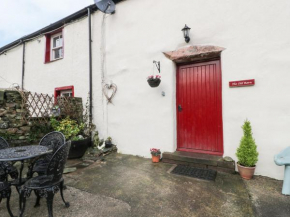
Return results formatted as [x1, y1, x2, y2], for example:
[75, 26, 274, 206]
[182, 24, 191, 43]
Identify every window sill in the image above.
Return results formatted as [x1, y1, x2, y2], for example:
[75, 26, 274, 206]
[45, 57, 63, 64]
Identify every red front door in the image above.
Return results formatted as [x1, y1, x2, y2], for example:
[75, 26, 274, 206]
[176, 60, 223, 156]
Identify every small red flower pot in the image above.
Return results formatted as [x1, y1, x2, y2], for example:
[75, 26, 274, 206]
[152, 155, 160, 163]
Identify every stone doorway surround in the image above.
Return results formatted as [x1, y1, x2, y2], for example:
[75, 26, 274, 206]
[163, 45, 225, 63]
[163, 45, 226, 163]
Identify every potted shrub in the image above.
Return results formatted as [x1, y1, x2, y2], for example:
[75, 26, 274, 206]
[147, 75, 161, 88]
[150, 148, 161, 163]
[236, 120, 259, 180]
[50, 116, 92, 159]
[105, 137, 113, 148]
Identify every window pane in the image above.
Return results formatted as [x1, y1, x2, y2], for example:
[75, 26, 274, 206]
[59, 48, 63, 58]
[53, 48, 63, 59]
[54, 48, 60, 59]
[53, 35, 62, 48]
[53, 36, 58, 48]
[59, 37, 63, 47]
[60, 90, 72, 97]
[54, 49, 59, 59]
[62, 93, 71, 97]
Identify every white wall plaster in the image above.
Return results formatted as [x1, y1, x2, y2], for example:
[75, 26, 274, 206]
[0, 45, 22, 88]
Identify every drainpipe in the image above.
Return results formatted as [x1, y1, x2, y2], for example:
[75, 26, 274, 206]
[21, 41, 25, 89]
[87, 8, 93, 128]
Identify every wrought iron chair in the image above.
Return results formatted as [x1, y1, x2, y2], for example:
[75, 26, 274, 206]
[20, 141, 71, 217]
[30, 131, 65, 176]
[0, 181, 14, 217]
[0, 137, 18, 180]
[0, 168, 6, 182]
[0, 159, 7, 182]
[0, 137, 9, 149]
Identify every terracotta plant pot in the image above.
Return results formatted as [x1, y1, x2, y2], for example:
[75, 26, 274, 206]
[237, 164, 256, 180]
[152, 155, 160, 163]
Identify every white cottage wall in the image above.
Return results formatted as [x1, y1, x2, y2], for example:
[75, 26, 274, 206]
[0, 0, 289, 180]
[90, 0, 290, 180]
[24, 18, 90, 101]
[0, 45, 22, 88]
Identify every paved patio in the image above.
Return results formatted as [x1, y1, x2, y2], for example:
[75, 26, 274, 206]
[1, 153, 289, 216]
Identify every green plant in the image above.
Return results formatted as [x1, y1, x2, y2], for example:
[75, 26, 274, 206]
[236, 120, 259, 167]
[50, 116, 84, 141]
[106, 137, 112, 141]
[93, 131, 104, 147]
[82, 94, 96, 137]
[150, 148, 161, 156]
[0, 133, 18, 141]
[28, 123, 53, 142]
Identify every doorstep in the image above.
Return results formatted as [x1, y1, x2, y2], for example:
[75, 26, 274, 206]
[162, 151, 235, 174]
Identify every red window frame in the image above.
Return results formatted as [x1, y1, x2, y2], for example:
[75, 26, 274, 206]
[45, 28, 64, 63]
[54, 86, 74, 101]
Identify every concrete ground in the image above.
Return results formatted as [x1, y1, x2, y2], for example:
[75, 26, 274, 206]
[1, 153, 289, 217]
[245, 176, 290, 217]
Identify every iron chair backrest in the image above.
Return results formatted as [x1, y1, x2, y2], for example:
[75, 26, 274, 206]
[46, 141, 71, 183]
[39, 131, 65, 149]
[39, 131, 65, 161]
[0, 137, 9, 150]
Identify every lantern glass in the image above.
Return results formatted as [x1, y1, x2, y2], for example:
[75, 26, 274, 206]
[181, 24, 191, 43]
[183, 30, 187, 38]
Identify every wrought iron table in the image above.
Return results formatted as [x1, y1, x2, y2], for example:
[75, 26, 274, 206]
[0, 145, 52, 187]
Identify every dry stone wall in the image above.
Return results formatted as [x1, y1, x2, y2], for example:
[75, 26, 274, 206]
[0, 89, 84, 146]
[0, 90, 31, 146]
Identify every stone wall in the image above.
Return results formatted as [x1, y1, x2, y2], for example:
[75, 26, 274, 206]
[0, 90, 31, 146]
[0, 89, 84, 146]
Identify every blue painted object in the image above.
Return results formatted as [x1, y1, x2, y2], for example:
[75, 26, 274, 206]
[274, 147, 290, 195]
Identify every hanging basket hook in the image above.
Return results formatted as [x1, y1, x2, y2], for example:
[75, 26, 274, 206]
[153, 61, 161, 73]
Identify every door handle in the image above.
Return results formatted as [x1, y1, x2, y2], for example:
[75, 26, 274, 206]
[178, 105, 182, 112]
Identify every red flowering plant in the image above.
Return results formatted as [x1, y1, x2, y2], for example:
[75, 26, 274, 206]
[147, 75, 161, 81]
[150, 148, 161, 156]
[147, 75, 161, 87]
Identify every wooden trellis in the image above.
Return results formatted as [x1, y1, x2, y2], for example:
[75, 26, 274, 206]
[56, 96, 83, 122]
[18, 91, 83, 124]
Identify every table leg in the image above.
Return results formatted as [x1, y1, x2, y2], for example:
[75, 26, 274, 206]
[26, 156, 42, 179]
[19, 189, 22, 213]
[26, 161, 33, 179]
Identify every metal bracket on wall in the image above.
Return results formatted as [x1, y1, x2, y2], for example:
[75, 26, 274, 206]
[153, 61, 161, 73]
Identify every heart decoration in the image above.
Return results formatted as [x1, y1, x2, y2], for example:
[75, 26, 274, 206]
[102, 83, 117, 104]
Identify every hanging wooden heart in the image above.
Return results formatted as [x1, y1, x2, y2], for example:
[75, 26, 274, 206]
[102, 83, 117, 104]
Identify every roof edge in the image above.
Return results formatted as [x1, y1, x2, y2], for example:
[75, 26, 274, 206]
[0, 1, 124, 53]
